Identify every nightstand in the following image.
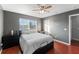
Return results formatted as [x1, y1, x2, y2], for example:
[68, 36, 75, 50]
[38, 31, 49, 35]
[2, 34, 20, 49]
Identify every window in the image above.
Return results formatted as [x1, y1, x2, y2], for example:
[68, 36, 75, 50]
[19, 18, 37, 32]
[30, 20, 37, 31]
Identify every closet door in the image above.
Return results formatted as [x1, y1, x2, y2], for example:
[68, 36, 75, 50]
[72, 16, 79, 41]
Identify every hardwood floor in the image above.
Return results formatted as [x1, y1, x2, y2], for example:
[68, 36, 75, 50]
[2, 40, 79, 54]
[2, 46, 20, 54]
[48, 40, 79, 54]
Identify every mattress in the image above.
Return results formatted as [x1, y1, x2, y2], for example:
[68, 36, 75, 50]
[19, 33, 53, 54]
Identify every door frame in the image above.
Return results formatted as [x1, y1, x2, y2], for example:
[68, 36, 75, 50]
[69, 14, 79, 45]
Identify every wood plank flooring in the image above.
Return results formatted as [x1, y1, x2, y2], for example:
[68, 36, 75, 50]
[2, 40, 79, 54]
[48, 40, 79, 54]
[2, 46, 20, 54]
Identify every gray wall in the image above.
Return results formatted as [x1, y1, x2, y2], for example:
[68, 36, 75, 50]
[3, 9, 79, 43]
[3, 11, 42, 35]
[72, 16, 79, 40]
[43, 9, 79, 43]
[0, 5, 3, 44]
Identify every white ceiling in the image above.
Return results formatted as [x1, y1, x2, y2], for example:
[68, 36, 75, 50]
[1, 4, 79, 18]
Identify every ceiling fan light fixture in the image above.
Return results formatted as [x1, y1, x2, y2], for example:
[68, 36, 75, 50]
[40, 10, 45, 14]
[32, 4, 52, 14]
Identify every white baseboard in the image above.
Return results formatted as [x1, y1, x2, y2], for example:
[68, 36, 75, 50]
[72, 38, 79, 41]
[54, 39, 70, 45]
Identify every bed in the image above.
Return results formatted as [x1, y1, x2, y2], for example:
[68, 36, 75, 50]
[19, 33, 54, 54]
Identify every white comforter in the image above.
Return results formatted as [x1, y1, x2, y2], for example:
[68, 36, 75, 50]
[19, 33, 53, 54]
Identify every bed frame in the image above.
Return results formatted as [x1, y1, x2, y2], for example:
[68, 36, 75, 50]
[19, 41, 54, 54]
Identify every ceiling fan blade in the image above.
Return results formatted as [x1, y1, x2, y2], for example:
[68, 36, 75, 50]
[44, 10, 50, 12]
[45, 5, 52, 9]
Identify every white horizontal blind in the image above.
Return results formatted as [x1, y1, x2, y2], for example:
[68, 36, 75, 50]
[19, 18, 37, 33]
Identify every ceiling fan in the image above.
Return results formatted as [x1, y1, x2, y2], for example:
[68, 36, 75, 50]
[32, 4, 52, 14]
